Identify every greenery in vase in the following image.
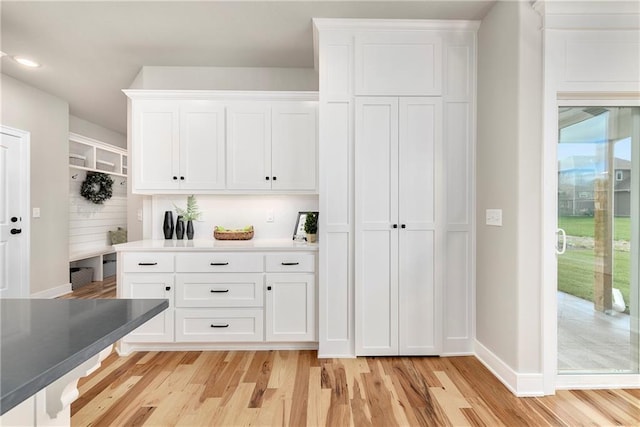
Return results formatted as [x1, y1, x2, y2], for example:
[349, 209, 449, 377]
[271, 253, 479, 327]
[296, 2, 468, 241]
[174, 195, 202, 221]
[304, 212, 318, 234]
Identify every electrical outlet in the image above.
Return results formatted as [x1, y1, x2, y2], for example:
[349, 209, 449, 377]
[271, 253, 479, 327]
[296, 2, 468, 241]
[266, 210, 274, 223]
[137, 209, 143, 221]
[486, 209, 502, 226]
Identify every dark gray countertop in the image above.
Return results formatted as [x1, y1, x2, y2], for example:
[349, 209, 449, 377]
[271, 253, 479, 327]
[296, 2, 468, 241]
[0, 298, 168, 415]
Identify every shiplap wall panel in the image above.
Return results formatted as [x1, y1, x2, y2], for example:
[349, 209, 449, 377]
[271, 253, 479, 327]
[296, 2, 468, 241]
[69, 169, 127, 257]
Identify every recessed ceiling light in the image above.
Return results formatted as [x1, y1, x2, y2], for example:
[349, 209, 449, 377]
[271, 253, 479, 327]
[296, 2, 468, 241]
[14, 56, 41, 68]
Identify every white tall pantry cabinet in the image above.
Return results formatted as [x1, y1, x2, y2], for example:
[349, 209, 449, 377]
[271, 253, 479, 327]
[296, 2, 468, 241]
[314, 19, 477, 357]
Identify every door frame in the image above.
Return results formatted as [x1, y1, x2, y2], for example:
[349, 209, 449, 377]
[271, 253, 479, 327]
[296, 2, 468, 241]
[542, 98, 640, 392]
[1, 125, 30, 297]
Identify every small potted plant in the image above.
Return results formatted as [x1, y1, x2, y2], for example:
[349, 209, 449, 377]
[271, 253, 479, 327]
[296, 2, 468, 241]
[304, 212, 318, 243]
[175, 195, 202, 240]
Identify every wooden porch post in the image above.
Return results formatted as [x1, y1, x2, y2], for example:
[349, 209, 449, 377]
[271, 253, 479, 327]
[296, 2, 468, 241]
[593, 134, 614, 313]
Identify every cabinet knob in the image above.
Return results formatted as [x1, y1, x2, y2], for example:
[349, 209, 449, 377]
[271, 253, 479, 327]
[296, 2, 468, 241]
[265, 176, 270, 181]
[10, 228, 22, 235]
[165, 286, 171, 291]
[11, 217, 18, 223]
[272, 176, 277, 181]
[267, 286, 272, 291]
[173, 176, 178, 180]
[180, 176, 185, 180]
[392, 224, 398, 229]
[401, 224, 406, 229]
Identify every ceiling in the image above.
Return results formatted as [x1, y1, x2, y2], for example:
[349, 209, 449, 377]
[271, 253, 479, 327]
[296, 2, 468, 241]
[1, 1, 495, 135]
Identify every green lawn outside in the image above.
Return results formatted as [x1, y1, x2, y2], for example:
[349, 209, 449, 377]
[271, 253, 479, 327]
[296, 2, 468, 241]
[558, 216, 631, 241]
[558, 248, 631, 313]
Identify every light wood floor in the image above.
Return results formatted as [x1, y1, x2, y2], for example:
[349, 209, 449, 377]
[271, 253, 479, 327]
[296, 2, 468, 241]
[71, 350, 640, 427]
[63, 279, 639, 426]
[58, 276, 116, 299]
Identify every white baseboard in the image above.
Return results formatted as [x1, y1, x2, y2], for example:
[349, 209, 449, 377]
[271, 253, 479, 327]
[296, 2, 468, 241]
[31, 282, 72, 299]
[556, 374, 640, 390]
[474, 340, 544, 397]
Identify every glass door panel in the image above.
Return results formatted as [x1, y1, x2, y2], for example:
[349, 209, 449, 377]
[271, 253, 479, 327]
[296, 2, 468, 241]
[557, 106, 639, 374]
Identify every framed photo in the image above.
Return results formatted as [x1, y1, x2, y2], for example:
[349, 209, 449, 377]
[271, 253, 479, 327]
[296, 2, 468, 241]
[293, 211, 319, 241]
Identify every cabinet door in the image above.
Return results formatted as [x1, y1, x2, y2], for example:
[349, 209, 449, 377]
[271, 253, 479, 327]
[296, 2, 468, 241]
[398, 98, 442, 355]
[355, 32, 442, 96]
[265, 273, 315, 342]
[121, 274, 174, 342]
[180, 102, 226, 190]
[355, 97, 399, 356]
[226, 104, 272, 190]
[132, 100, 180, 191]
[271, 103, 317, 191]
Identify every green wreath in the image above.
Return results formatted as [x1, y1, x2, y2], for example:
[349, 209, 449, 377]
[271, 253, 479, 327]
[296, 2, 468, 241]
[80, 172, 113, 204]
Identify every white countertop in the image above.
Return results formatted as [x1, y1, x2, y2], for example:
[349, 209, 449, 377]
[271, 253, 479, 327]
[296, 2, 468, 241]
[113, 238, 318, 252]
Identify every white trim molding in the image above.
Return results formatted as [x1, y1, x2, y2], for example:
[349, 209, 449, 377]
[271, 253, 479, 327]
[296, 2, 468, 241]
[31, 283, 72, 299]
[556, 374, 640, 390]
[475, 340, 545, 397]
[123, 89, 318, 102]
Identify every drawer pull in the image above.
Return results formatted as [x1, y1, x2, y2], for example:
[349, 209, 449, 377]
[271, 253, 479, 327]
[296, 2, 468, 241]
[210, 289, 229, 293]
[210, 262, 229, 266]
[138, 262, 158, 266]
[281, 262, 300, 266]
[210, 324, 229, 328]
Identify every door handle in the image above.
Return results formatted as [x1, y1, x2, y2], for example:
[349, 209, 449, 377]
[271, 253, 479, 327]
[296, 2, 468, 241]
[10, 228, 22, 235]
[556, 228, 566, 255]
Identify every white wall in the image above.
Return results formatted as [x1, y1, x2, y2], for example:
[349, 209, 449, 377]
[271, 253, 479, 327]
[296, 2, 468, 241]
[476, 1, 543, 395]
[69, 115, 126, 149]
[130, 66, 318, 91]
[0, 74, 70, 295]
[149, 195, 318, 240]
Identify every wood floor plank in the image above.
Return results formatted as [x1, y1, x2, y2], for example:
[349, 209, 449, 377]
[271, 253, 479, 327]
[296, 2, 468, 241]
[71, 350, 640, 427]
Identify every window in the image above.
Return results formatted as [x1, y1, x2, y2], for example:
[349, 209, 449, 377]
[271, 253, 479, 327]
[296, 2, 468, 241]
[616, 170, 624, 181]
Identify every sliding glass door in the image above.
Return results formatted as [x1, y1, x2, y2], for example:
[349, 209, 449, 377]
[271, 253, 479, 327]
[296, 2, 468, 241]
[557, 106, 639, 374]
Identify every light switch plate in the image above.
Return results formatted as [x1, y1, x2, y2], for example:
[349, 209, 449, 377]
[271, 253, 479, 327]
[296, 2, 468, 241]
[486, 209, 502, 226]
[32, 207, 41, 218]
[266, 210, 274, 223]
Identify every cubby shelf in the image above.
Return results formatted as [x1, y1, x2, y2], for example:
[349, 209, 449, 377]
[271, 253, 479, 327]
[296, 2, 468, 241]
[69, 132, 128, 177]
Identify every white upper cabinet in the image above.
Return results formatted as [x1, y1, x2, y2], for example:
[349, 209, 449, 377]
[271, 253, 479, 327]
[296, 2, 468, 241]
[180, 102, 226, 190]
[126, 91, 318, 194]
[271, 103, 317, 191]
[355, 32, 442, 96]
[132, 100, 224, 192]
[226, 103, 272, 190]
[227, 102, 317, 192]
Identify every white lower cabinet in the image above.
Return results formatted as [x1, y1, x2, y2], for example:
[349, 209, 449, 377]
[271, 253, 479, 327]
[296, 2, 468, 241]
[265, 273, 315, 341]
[121, 274, 175, 342]
[119, 250, 317, 348]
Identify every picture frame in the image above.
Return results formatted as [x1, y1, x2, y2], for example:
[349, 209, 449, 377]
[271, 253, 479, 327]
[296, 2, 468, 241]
[293, 211, 319, 241]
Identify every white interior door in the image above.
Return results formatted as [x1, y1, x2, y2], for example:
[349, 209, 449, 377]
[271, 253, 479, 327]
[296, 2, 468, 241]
[398, 98, 442, 355]
[355, 97, 399, 355]
[0, 126, 30, 298]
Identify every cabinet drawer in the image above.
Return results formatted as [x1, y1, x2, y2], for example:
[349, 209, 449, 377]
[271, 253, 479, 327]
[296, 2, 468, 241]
[123, 253, 174, 273]
[176, 273, 264, 308]
[265, 253, 315, 272]
[175, 308, 263, 342]
[175, 253, 263, 273]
